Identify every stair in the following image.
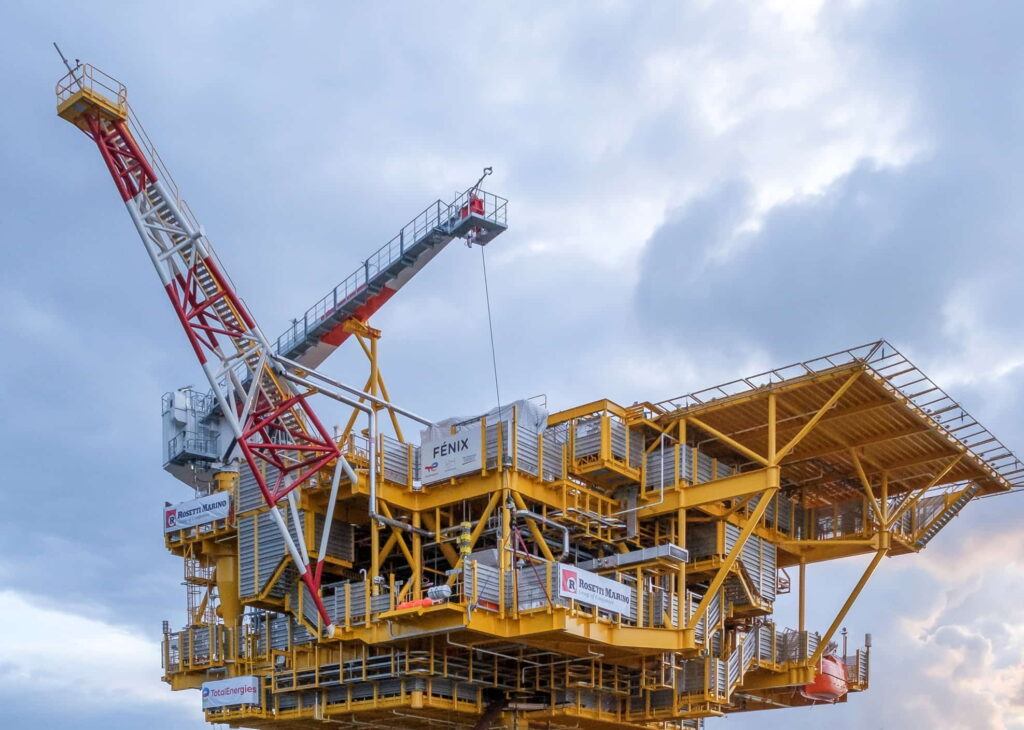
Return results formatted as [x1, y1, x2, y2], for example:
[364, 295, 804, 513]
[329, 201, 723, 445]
[140, 181, 304, 442]
[912, 483, 980, 549]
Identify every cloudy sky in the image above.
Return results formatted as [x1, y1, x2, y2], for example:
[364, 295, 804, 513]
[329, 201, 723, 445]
[1, 1, 1021, 728]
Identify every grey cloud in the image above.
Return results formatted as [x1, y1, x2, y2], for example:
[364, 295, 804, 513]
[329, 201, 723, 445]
[3, 1, 1023, 728]
[636, 0, 1024, 370]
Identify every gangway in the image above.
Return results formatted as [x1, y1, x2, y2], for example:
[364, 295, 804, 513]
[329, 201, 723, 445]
[274, 187, 507, 368]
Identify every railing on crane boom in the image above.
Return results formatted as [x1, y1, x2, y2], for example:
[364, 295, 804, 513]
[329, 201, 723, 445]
[273, 181, 506, 367]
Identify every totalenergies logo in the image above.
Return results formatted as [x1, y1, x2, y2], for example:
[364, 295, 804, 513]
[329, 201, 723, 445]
[424, 461, 439, 472]
[202, 687, 210, 699]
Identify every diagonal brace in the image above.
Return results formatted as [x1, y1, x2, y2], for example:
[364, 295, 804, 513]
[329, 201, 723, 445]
[686, 487, 777, 631]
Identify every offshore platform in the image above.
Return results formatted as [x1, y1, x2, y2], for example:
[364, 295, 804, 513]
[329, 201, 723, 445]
[56, 61, 1022, 729]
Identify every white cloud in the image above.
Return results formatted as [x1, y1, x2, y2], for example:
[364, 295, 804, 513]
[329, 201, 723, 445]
[0, 588, 194, 711]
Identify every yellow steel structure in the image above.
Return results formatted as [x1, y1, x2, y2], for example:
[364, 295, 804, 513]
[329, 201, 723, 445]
[55, 64, 1021, 730]
[158, 340, 1019, 730]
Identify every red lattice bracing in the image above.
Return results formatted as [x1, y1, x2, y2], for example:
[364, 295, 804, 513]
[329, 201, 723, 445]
[238, 390, 340, 507]
[64, 79, 339, 627]
[84, 116, 158, 202]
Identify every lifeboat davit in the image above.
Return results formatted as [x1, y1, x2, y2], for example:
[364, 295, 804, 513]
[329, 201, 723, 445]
[801, 655, 848, 702]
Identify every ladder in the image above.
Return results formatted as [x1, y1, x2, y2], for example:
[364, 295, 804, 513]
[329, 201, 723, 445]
[913, 483, 980, 549]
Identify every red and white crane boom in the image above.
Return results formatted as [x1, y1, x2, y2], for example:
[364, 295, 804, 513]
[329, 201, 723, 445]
[55, 63, 505, 629]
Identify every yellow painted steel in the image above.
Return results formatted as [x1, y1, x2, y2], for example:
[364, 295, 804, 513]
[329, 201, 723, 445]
[150, 346, 1012, 728]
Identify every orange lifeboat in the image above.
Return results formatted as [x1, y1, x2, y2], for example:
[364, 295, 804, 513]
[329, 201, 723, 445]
[801, 655, 848, 702]
[395, 598, 434, 610]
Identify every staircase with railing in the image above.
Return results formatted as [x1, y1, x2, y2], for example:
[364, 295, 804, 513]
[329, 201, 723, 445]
[913, 483, 980, 548]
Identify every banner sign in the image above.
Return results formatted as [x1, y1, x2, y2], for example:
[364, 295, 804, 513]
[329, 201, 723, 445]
[556, 564, 631, 615]
[164, 492, 232, 533]
[420, 424, 482, 485]
[201, 675, 261, 709]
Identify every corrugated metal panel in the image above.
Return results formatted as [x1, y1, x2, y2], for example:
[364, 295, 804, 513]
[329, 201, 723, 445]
[644, 442, 678, 489]
[289, 580, 321, 628]
[239, 507, 353, 601]
[381, 434, 413, 486]
[258, 511, 287, 597]
[723, 523, 778, 605]
[465, 562, 502, 607]
[237, 510, 293, 600]
[238, 511, 257, 598]
[609, 420, 627, 460]
[574, 417, 602, 459]
[238, 463, 272, 514]
[692, 591, 721, 644]
[515, 565, 557, 611]
[652, 592, 679, 628]
[328, 584, 395, 626]
[696, 451, 714, 484]
[542, 425, 567, 481]
[485, 420, 510, 470]
[686, 522, 718, 560]
[254, 612, 315, 654]
[309, 514, 356, 564]
[516, 424, 541, 477]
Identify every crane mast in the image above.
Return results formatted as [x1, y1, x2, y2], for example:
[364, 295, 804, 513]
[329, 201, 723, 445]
[58, 64, 355, 627]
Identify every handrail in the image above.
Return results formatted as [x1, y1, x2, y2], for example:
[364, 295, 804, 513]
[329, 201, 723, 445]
[653, 339, 1023, 492]
[56, 63, 127, 108]
[272, 187, 508, 357]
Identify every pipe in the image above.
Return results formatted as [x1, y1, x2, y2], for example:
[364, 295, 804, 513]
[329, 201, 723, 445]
[513, 510, 569, 560]
[277, 355, 433, 426]
[280, 371, 434, 538]
[369, 407, 433, 537]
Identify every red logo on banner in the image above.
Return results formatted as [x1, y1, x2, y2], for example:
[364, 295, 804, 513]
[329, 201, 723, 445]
[561, 568, 577, 593]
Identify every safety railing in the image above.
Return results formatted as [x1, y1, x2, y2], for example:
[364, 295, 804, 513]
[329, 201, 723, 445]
[162, 622, 237, 674]
[273, 187, 509, 358]
[56, 63, 127, 109]
[272, 642, 519, 694]
[652, 340, 1023, 491]
[166, 429, 220, 463]
[845, 648, 870, 687]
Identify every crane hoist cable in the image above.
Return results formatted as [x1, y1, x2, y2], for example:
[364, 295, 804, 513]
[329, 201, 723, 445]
[480, 244, 503, 415]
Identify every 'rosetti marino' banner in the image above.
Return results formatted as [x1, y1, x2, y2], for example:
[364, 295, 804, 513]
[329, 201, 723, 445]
[555, 564, 632, 615]
[163, 492, 232, 533]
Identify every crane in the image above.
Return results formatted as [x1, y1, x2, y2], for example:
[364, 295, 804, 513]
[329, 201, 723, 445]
[56, 62, 503, 632]
[57, 61, 1022, 730]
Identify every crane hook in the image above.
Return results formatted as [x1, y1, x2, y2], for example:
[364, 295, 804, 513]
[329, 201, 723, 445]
[472, 166, 493, 193]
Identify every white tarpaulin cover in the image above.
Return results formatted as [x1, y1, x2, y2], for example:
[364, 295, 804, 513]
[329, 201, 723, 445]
[164, 492, 232, 533]
[420, 399, 548, 485]
[201, 675, 261, 708]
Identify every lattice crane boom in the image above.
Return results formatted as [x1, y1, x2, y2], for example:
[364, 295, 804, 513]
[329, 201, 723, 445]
[56, 63, 344, 626]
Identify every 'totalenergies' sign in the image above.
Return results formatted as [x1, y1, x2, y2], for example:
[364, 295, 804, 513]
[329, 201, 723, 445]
[201, 675, 261, 709]
[556, 564, 632, 615]
[164, 492, 232, 533]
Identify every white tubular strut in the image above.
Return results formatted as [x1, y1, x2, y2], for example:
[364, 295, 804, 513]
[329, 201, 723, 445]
[63, 72, 340, 627]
